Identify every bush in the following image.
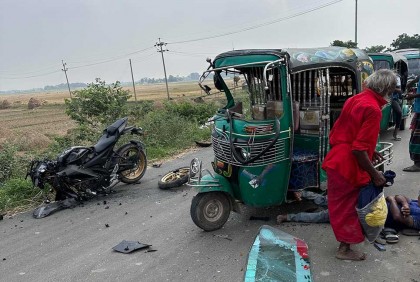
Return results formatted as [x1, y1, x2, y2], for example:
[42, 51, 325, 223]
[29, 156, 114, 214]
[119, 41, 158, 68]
[65, 79, 131, 129]
[141, 110, 212, 160]
[0, 143, 18, 183]
[129, 101, 155, 119]
[164, 100, 218, 124]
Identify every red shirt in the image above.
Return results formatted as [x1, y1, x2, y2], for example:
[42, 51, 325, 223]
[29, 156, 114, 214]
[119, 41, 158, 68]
[322, 88, 388, 187]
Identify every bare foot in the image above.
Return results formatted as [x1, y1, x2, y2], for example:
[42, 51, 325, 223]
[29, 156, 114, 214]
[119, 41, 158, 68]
[276, 214, 288, 224]
[335, 243, 366, 261]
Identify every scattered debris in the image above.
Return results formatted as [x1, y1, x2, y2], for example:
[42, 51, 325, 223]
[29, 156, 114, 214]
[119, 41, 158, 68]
[213, 234, 233, 241]
[152, 162, 162, 168]
[112, 240, 151, 254]
[33, 198, 77, 219]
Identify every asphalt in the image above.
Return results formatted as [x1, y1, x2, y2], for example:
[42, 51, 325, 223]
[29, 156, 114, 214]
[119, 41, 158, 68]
[0, 129, 419, 282]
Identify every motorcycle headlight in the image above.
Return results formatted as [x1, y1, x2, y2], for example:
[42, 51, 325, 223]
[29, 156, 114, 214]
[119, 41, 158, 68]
[190, 158, 201, 177]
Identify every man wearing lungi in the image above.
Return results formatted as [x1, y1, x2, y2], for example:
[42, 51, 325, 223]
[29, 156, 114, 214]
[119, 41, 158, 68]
[322, 69, 397, 261]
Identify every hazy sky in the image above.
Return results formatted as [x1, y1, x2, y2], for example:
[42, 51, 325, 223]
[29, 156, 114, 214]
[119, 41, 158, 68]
[1, 0, 419, 91]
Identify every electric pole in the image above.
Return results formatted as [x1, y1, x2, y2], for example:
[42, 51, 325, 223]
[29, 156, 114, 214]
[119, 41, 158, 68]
[61, 60, 72, 98]
[155, 38, 170, 100]
[129, 59, 137, 102]
[355, 0, 358, 47]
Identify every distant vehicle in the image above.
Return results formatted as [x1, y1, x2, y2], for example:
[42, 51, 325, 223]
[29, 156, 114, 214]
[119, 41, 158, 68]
[368, 52, 411, 130]
[395, 48, 420, 76]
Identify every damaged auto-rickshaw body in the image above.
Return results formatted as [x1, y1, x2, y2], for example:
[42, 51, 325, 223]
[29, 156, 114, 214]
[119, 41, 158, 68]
[189, 47, 394, 231]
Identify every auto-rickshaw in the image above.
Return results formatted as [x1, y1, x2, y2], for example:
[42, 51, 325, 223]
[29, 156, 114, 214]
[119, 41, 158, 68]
[368, 52, 411, 130]
[395, 48, 420, 77]
[188, 47, 394, 231]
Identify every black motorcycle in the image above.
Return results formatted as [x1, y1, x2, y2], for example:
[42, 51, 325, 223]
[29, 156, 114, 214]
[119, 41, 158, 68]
[27, 117, 147, 202]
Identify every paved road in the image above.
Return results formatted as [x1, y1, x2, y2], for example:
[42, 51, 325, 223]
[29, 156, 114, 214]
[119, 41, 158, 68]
[1, 129, 419, 282]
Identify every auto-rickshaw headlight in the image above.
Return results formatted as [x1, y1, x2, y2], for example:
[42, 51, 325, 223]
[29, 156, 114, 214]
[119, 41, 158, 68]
[240, 148, 250, 160]
[190, 158, 201, 177]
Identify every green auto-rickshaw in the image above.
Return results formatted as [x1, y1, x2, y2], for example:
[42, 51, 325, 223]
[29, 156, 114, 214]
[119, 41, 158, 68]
[368, 52, 411, 130]
[395, 48, 420, 77]
[188, 47, 394, 231]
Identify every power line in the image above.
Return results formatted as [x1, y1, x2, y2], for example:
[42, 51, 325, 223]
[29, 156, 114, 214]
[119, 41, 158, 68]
[168, 0, 344, 45]
[167, 50, 218, 57]
[0, 69, 61, 79]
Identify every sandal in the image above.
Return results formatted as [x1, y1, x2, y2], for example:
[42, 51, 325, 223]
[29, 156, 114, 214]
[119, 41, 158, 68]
[380, 228, 399, 244]
[402, 165, 420, 172]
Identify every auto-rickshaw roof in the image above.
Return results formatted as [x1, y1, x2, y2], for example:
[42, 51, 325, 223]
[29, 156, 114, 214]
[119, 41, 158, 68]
[386, 52, 408, 65]
[213, 47, 370, 73]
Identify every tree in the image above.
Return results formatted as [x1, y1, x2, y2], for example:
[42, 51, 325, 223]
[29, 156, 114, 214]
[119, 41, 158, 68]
[390, 33, 420, 50]
[364, 45, 386, 53]
[64, 78, 131, 128]
[330, 40, 358, 48]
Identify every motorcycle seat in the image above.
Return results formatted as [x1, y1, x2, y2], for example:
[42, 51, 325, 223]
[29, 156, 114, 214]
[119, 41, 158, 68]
[94, 134, 117, 153]
[105, 118, 127, 136]
[94, 118, 127, 152]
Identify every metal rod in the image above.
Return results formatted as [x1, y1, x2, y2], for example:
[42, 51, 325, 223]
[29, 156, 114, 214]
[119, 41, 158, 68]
[355, 0, 358, 47]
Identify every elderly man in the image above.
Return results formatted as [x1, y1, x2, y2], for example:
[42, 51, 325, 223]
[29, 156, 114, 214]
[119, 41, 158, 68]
[322, 69, 397, 261]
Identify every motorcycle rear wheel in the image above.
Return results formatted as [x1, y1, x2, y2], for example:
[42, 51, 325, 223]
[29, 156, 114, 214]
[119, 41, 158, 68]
[117, 144, 147, 184]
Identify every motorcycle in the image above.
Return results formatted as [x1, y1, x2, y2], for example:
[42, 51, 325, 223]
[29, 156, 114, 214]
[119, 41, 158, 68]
[26, 117, 147, 202]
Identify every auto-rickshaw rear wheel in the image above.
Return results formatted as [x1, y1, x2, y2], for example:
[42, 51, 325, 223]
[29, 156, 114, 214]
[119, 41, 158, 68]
[190, 192, 231, 231]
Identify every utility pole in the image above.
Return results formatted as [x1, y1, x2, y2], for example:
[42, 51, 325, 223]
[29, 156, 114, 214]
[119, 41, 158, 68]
[155, 38, 170, 100]
[355, 0, 358, 47]
[129, 59, 137, 102]
[61, 60, 72, 98]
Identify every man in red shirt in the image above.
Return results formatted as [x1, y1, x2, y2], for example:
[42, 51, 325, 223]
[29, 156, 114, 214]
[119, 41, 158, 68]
[322, 69, 397, 261]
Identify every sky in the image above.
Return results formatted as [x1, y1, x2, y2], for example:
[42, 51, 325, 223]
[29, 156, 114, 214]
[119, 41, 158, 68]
[0, 0, 419, 92]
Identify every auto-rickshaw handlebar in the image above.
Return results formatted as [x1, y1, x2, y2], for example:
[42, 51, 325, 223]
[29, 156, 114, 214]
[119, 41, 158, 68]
[263, 58, 285, 91]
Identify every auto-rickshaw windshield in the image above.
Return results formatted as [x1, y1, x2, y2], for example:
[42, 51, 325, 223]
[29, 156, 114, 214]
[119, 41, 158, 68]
[198, 59, 282, 111]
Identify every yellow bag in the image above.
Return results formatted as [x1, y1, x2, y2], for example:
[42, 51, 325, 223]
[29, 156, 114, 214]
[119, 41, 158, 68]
[365, 194, 387, 227]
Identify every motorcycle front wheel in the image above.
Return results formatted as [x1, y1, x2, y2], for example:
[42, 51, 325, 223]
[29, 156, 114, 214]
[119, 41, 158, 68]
[117, 144, 147, 184]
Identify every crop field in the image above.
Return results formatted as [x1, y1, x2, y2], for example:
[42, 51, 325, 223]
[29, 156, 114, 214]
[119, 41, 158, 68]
[0, 80, 237, 152]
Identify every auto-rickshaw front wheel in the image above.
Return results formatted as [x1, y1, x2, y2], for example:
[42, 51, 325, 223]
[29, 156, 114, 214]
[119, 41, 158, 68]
[190, 192, 231, 231]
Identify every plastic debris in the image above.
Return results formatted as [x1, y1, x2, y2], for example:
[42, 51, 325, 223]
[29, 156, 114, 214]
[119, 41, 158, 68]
[112, 240, 151, 254]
